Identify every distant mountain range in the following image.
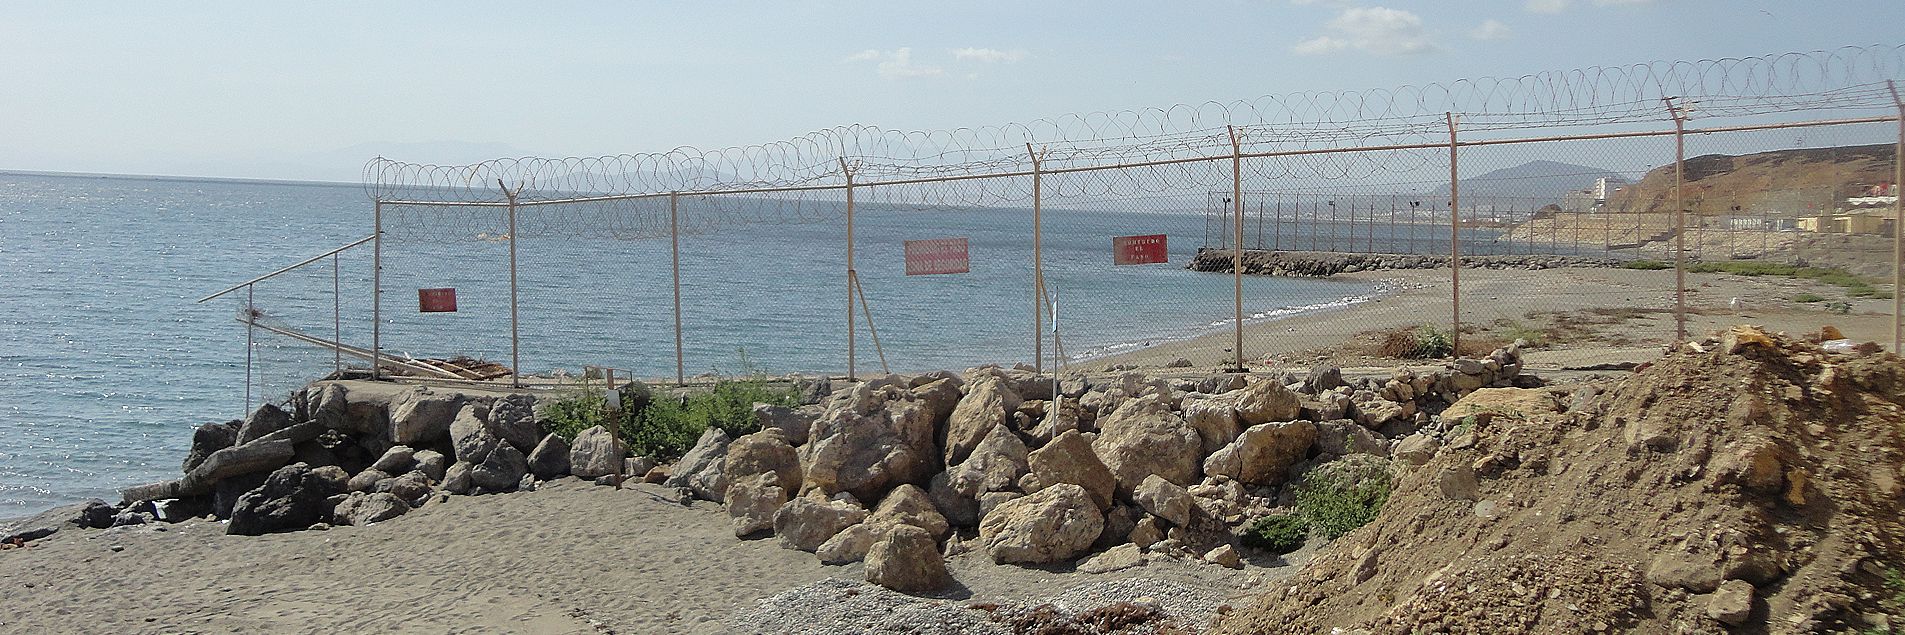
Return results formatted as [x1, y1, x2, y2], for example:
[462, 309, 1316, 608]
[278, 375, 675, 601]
[1431, 160, 1626, 208]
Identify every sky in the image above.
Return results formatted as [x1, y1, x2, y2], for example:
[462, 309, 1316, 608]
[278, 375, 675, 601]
[4, 1, 1904, 182]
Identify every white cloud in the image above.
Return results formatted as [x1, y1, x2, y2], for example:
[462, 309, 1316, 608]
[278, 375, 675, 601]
[842, 47, 943, 79]
[1469, 19, 1512, 40]
[952, 47, 1027, 63]
[1525, 0, 1569, 13]
[1293, 7, 1437, 56]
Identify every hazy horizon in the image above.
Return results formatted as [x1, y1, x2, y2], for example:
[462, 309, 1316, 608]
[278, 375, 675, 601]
[6, 1, 1904, 182]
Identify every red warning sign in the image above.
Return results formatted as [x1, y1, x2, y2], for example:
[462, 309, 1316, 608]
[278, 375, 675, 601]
[904, 237, 970, 276]
[418, 288, 458, 312]
[1113, 234, 1168, 265]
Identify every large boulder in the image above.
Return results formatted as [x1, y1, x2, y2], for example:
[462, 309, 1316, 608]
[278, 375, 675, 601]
[369, 446, 417, 474]
[568, 425, 625, 479]
[943, 373, 1021, 467]
[470, 445, 528, 491]
[332, 491, 410, 526]
[666, 428, 733, 502]
[772, 495, 868, 552]
[977, 483, 1103, 565]
[1315, 420, 1389, 457]
[1202, 420, 1317, 487]
[412, 449, 449, 482]
[1091, 394, 1202, 494]
[816, 522, 885, 565]
[235, 404, 294, 445]
[486, 394, 541, 454]
[727, 472, 788, 537]
[801, 384, 940, 501]
[388, 387, 463, 446]
[527, 433, 572, 480]
[227, 462, 345, 535]
[178, 438, 296, 497]
[944, 424, 1029, 499]
[869, 483, 949, 539]
[724, 429, 802, 496]
[448, 404, 503, 464]
[753, 403, 820, 447]
[1027, 430, 1115, 511]
[374, 470, 433, 506]
[1233, 379, 1302, 425]
[1132, 475, 1194, 527]
[1180, 394, 1241, 457]
[181, 420, 240, 473]
[928, 471, 980, 528]
[865, 524, 950, 593]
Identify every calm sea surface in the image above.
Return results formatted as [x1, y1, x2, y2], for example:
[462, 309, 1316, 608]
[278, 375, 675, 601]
[0, 172, 1405, 514]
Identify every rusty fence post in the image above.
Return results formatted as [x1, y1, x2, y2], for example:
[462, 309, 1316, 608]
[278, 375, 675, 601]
[1229, 125, 1246, 371]
[1668, 98, 1689, 343]
[1447, 113, 1462, 356]
[671, 192, 685, 386]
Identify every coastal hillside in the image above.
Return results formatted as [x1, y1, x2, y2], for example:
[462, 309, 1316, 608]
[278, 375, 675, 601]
[1432, 160, 1625, 207]
[1605, 143, 1897, 215]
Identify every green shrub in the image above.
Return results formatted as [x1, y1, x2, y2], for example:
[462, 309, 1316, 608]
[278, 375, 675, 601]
[543, 389, 611, 442]
[1621, 259, 1671, 270]
[1294, 463, 1393, 540]
[1376, 325, 1454, 359]
[539, 375, 800, 463]
[1793, 293, 1826, 303]
[1241, 514, 1308, 554]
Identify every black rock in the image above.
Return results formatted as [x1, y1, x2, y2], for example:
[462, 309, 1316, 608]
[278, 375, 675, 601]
[213, 471, 271, 519]
[227, 462, 346, 536]
[182, 420, 241, 473]
[74, 498, 116, 529]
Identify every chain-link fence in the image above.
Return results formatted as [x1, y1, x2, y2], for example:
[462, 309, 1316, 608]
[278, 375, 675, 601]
[205, 46, 1905, 414]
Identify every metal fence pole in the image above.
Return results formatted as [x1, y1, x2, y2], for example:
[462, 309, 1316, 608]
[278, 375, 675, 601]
[1890, 81, 1904, 353]
[246, 284, 254, 417]
[1028, 143, 1044, 373]
[372, 200, 382, 380]
[1229, 125, 1245, 371]
[502, 181, 522, 388]
[1669, 98, 1689, 343]
[840, 158, 857, 382]
[671, 192, 685, 386]
[332, 252, 341, 374]
[1447, 113, 1462, 356]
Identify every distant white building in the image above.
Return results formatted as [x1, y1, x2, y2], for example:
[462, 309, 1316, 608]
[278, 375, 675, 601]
[1561, 176, 1628, 212]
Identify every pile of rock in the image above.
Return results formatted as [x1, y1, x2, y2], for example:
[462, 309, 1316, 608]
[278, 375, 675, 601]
[692, 345, 1530, 593]
[1187, 248, 1621, 277]
[103, 382, 658, 536]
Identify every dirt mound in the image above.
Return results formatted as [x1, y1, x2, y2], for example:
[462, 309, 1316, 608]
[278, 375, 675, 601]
[1211, 326, 1905, 634]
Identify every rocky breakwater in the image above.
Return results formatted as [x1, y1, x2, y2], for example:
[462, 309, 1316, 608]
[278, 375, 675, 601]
[1187, 248, 1620, 277]
[693, 343, 1537, 594]
[4, 343, 1536, 601]
[4, 380, 673, 542]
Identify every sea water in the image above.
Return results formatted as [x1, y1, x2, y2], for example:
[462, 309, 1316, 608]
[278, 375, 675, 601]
[0, 172, 1391, 513]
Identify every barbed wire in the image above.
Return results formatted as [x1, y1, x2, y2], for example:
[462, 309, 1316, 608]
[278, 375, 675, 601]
[367, 44, 1905, 241]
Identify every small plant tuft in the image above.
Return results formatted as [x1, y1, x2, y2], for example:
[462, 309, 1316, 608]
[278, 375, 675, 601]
[1621, 259, 1672, 270]
[1376, 325, 1455, 359]
[1792, 293, 1826, 303]
[1294, 465, 1393, 540]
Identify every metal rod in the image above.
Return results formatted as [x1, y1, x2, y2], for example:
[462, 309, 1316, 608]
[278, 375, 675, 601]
[841, 158, 856, 382]
[246, 284, 254, 417]
[1669, 98, 1689, 343]
[1229, 125, 1245, 371]
[1448, 113, 1462, 357]
[502, 180, 522, 388]
[853, 273, 889, 374]
[372, 201, 382, 381]
[671, 192, 685, 386]
[1892, 81, 1904, 353]
[1029, 143, 1044, 374]
[332, 252, 341, 374]
[198, 235, 375, 303]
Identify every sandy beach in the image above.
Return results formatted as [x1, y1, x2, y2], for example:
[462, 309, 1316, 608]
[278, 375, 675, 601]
[0, 479, 1276, 634]
[1093, 266, 1898, 372]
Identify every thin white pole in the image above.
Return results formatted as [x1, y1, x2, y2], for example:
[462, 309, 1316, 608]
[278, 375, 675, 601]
[332, 252, 341, 374]
[372, 200, 382, 380]
[245, 284, 254, 416]
[502, 180, 521, 388]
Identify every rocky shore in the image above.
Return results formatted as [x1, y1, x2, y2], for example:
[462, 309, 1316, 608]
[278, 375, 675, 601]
[1187, 248, 1622, 277]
